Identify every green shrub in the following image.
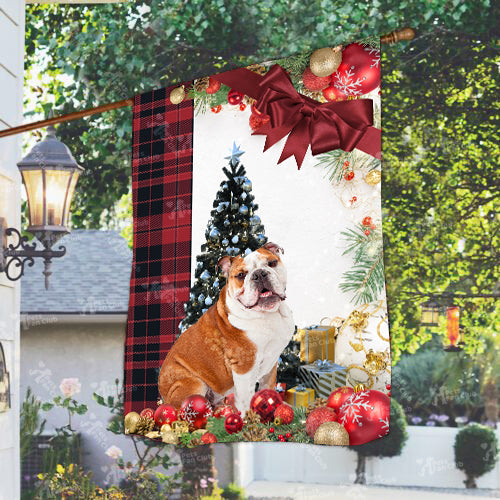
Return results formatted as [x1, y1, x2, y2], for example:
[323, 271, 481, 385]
[222, 482, 247, 499]
[454, 423, 498, 488]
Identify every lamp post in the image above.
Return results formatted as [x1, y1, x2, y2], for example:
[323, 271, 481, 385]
[420, 299, 440, 327]
[0, 125, 83, 289]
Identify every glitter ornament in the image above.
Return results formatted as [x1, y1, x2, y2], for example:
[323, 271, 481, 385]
[224, 413, 244, 434]
[250, 389, 283, 423]
[179, 395, 213, 430]
[213, 404, 235, 419]
[302, 66, 331, 91]
[154, 404, 178, 427]
[327, 386, 354, 412]
[365, 169, 381, 185]
[169, 86, 185, 105]
[338, 389, 390, 445]
[274, 403, 294, 425]
[305, 407, 338, 439]
[314, 421, 350, 446]
[201, 432, 218, 444]
[309, 46, 343, 77]
[124, 411, 140, 434]
[140, 408, 155, 420]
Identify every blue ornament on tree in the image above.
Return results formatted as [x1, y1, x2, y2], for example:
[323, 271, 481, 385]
[200, 270, 211, 281]
[209, 228, 220, 239]
[242, 179, 252, 192]
[205, 296, 213, 306]
[232, 235, 239, 244]
[222, 238, 229, 246]
[239, 205, 249, 215]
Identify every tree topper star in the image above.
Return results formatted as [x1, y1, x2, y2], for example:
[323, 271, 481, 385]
[224, 142, 245, 165]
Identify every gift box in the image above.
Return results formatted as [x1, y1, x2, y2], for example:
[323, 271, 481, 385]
[275, 382, 286, 395]
[295, 324, 336, 363]
[285, 385, 315, 407]
[298, 360, 347, 399]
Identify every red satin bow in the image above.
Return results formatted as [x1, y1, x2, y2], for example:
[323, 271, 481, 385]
[252, 65, 374, 168]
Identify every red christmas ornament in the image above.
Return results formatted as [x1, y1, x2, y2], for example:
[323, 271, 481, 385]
[249, 113, 270, 132]
[239, 103, 247, 111]
[302, 66, 331, 91]
[250, 389, 283, 423]
[362, 216, 373, 227]
[269, 427, 275, 433]
[211, 105, 222, 114]
[344, 171, 355, 181]
[274, 403, 294, 425]
[331, 43, 380, 97]
[322, 84, 347, 102]
[179, 395, 213, 430]
[305, 407, 337, 439]
[154, 404, 177, 427]
[227, 88, 244, 105]
[206, 77, 221, 94]
[327, 386, 354, 412]
[201, 432, 218, 444]
[338, 389, 390, 445]
[224, 393, 235, 407]
[224, 413, 244, 434]
[140, 408, 154, 420]
[213, 404, 235, 420]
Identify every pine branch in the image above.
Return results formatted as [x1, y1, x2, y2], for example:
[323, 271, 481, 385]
[274, 50, 312, 85]
[188, 84, 231, 115]
[357, 35, 381, 49]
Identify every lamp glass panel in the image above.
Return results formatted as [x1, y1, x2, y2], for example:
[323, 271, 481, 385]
[62, 171, 80, 226]
[44, 169, 72, 226]
[21, 169, 44, 227]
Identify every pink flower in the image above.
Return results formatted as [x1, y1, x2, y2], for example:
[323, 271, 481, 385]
[59, 378, 81, 398]
[105, 445, 123, 460]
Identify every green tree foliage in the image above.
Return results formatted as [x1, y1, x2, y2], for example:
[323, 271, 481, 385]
[454, 423, 498, 488]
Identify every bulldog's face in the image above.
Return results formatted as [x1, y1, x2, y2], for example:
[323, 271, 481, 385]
[217, 242, 287, 313]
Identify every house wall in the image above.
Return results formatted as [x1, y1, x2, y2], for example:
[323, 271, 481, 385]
[236, 426, 500, 489]
[0, 1, 25, 498]
[20, 319, 232, 487]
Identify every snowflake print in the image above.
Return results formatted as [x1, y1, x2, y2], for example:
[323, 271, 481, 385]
[364, 46, 380, 68]
[181, 402, 199, 424]
[378, 416, 390, 437]
[333, 67, 364, 96]
[339, 391, 374, 426]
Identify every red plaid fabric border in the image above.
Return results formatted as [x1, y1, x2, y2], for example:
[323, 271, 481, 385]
[124, 85, 194, 414]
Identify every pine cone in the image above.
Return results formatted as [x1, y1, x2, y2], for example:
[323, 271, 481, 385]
[247, 64, 268, 75]
[194, 77, 210, 92]
[305, 397, 328, 416]
[302, 88, 326, 102]
[135, 416, 155, 435]
[243, 409, 262, 425]
[242, 424, 270, 442]
[189, 437, 203, 447]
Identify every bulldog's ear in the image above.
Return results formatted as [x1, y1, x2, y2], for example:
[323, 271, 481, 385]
[216, 256, 233, 277]
[263, 242, 284, 256]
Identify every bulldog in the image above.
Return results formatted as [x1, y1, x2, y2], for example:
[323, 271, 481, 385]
[159, 242, 294, 413]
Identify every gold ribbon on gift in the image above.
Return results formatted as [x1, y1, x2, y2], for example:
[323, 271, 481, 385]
[296, 323, 337, 363]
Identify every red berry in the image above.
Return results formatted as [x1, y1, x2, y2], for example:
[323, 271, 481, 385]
[364, 229, 370, 236]
[362, 216, 373, 227]
[352, 196, 357, 202]
[285, 432, 292, 439]
[387, 392, 391, 397]
[344, 161, 350, 167]
[371, 224, 377, 230]
[278, 434, 284, 440]
[269, 427, 274, 433]
[302, 66, 331, 91]
[239, 103, 247, 111]
[211, 105, 222, 113]
[386, 384, 391, 390]
[344, 171, 355, 181]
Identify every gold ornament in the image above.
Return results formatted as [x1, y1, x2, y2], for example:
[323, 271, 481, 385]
[349, 310, 369, 332]
[242, 424, 270, 442]
[365, 170, 382, 186]
[353, 383, 366, 393]
[194, 77, 209, 92]
[161, 430, 179, 445]
[273, 416, 283, 426]
[135, 416, 155, 435]
[244, 409, 262, 425]
[124, 411, 140, 434]
[170, 85, 185, 105]
[314, 422, 350, 446]
[244, 95, 257, 106]
[305, 398, 328, 417]
[160, 423, 172, 434]
[363, 349, 388, 375]
[309, 46, 342, 77]
[145, 431, 161, 439]
[171, 420, 189, 435]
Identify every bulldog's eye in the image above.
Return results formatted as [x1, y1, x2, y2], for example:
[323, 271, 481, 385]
[268, 260, 278, 268]
[236, 272, 247, 280]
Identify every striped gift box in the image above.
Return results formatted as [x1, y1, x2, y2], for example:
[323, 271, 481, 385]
[298, 360, 347, 399]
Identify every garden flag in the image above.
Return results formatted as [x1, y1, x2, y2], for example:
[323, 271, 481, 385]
[124, 38, 391, 447]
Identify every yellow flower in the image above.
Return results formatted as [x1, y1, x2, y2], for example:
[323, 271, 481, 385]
[68, 463, 74, 474]
[37, 473, 44, 480]
[56, 464, 65, 474]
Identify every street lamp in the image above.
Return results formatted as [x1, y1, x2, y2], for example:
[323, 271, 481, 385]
[420, 299, 440, 327]
[0, 125, 83, 289]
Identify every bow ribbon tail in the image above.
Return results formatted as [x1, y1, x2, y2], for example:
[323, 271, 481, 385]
[277, 119, 311, 168]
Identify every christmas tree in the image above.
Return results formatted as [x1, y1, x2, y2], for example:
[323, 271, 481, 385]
[179, 143, 267, 335]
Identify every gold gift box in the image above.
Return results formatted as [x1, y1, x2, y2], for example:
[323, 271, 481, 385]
[285, 386, 315, 407]
[295, 325, 336, 363]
